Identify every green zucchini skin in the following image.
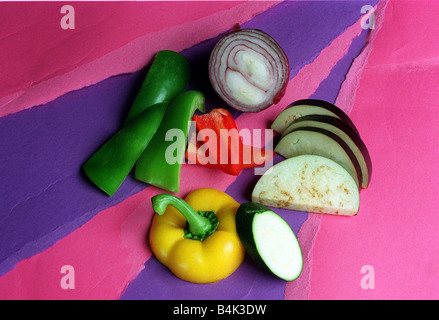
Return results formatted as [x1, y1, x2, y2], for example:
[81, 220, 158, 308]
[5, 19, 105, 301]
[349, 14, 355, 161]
[235, 202, 272, 272]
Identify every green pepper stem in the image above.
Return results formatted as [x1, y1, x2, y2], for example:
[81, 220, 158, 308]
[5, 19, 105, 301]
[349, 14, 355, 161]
[151, 194, 215, 238]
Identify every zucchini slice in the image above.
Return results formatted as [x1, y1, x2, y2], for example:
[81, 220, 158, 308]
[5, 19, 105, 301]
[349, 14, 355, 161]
[236, 202, 303, 281]
[252, 155, 360, 216]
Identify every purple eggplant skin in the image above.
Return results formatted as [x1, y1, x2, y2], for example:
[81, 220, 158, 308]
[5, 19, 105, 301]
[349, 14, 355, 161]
[280, 126, 363, 189]
[282, 114, 372, 188]
[286, 99, 360, 134]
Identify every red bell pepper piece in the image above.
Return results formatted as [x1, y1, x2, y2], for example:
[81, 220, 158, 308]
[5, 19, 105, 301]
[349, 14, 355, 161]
[186, 108, 275, 175]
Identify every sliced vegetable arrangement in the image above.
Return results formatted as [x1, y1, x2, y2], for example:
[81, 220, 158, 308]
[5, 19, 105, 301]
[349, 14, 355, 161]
[209, 27, 289, 113]
[252, 99, 371, 216]
[83, 46, 276, 195]
[81, 26, 373, 286]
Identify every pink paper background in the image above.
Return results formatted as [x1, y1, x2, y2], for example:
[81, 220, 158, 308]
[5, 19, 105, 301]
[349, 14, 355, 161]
[0, 1, 278, 117]
[0, 15, 364, 299]
[310, 0, 439, 299]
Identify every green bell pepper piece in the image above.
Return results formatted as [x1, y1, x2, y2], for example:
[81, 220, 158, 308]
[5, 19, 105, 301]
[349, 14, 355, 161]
[135, 90, 205, 193]
[83, 102, 167, 196]
[83, 50, 190, 196]
[124, 50, 190, 125]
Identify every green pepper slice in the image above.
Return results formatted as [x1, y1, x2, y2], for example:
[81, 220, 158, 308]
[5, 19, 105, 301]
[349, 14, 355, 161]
[83, 102, 167, 196]
[135, 90, 205, 193]
[124, 50, 190, 125]
[83, 50, 190, 196]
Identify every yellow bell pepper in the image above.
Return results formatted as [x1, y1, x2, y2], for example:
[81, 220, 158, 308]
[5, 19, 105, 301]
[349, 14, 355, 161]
[149, 188, 245, 283]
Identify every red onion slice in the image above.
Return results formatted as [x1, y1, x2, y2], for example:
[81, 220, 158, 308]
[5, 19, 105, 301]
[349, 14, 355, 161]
[209, 28, 289, 113]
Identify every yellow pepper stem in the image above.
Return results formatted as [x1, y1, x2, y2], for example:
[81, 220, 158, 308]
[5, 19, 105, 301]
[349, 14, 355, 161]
[151, 194, 219, 241]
